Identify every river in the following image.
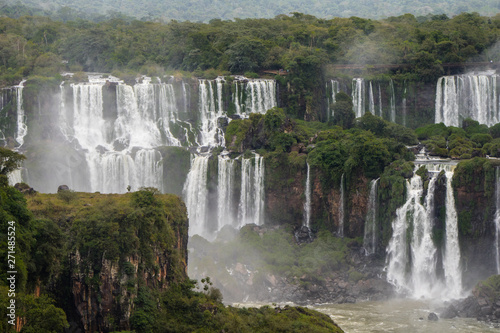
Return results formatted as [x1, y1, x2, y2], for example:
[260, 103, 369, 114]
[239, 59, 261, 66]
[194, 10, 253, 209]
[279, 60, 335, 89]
[311, 299, 498, 333]
[235, 299, 498, 332]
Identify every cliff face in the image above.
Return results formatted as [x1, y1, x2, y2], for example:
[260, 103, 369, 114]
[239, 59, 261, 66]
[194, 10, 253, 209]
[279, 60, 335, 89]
[27, 191, 189, 332]
[452, 159, 498, 289]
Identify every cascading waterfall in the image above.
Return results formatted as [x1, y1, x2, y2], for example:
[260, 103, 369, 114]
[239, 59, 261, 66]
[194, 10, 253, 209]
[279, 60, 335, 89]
[183, 154, 209, 237]
[217, 154, 236, 230]
[338, 174, 345, 238]
[386, 173, 426, 296]
[363, 178, 378, 255]
[495, 167, 500, 274]
[435, 73, 499, 127]
[237, 153, 265, 229]
[10, 74, 277, 236]
[389, 79, 396, 123]
[15, 80, 27, 146]
[410, 173, 438, 299]
[327, 80, 340, 119]
[386, 164, 463, 299]
[368, 81, 375, 115]
[378, 83, 383, 117]
[402, 84, 407, 127]
[198, 78, 225, 147]
[443, 168, 463, 299]
[352, 78, 365, 118]
[72, 82, 107, 150]
[303, 162, 311, 228]
[245, 79, 277, 114]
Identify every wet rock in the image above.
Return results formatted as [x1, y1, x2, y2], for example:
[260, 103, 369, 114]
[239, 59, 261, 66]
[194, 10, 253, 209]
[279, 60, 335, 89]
[14, 183, 36, 195]
[428, 312, 439, 321]
[481, 306, 493, 316]
[440, 304, 458, 319]
[57, 185, 70, 192]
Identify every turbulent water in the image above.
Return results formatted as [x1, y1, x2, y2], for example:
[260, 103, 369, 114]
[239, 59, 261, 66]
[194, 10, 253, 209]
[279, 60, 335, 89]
[386, 164, 463, 300]
[312, 300, 499, 333]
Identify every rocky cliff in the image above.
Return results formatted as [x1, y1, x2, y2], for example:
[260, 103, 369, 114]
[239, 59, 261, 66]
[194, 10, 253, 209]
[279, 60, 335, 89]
[26, 190, 189, 332]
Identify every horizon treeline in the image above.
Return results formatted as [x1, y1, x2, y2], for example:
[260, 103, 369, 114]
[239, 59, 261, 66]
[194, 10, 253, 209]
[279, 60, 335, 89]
[0, 11, 499, 85]
[1, 0, 499, 23]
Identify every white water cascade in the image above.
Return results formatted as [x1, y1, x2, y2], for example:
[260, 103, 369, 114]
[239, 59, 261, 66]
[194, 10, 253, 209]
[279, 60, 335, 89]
[363, 178, 378, 255]
[237, 153, 265, 229]
[443, 167, 463, 299]
[495, 167, 500, 274]
[368, 81, 375, 115]
[352, 78, 365, 118]
[245, 79, 277, 115]
[217, 154, 236, 230]
[389, 79, 396, 123]
[198, 78, 225, 147]
[435, 73, 499, 127]
[15, 80, 27, 146]
[338, 173, 345, 238]
[183, 154, 210, 237]
[386, 165, 462, 299]
[327, 80, 340, 119]
[303, 162, 312, 228]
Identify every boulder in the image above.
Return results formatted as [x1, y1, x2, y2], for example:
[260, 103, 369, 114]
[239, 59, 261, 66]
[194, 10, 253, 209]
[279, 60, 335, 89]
[57, 185, 70, 192]
[428, 312, 439, 321]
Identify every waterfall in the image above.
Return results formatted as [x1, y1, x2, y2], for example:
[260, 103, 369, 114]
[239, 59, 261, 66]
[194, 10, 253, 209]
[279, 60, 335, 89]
[198, 78, 225, 147]
[15, 80, 27, 146]
[303, 162, 312, 228]
[245, 79, 277, 114]
[352, 78, 365, 118]
[338, 173, 345, 237]
[495, 167, 500, 274]
[8, 169, 22, 186]
[410, 174, 438, 299]
[237, 153, 265, 229]
[435, 73, 499, 127]
[183, 155, 209, 237]
[217, 154, 236, 230]
[368, 81, 375, 115]
[378, 83, 383, 118]
[328, 80, 340, 119]
[389, 79, 396, 123]
[402, 85, 407, 127]
[386, 164, 463, 299]
[386, 173, 425, 295]
[363, 179, 378, 255]
[233, 81, 242, 115]
[443, 169, 463, 298]
[72, 82, 107, 150]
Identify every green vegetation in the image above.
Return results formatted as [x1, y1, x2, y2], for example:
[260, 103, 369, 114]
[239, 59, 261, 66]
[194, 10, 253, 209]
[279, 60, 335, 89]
[0, 11, 499, 118]
[415, 119, 500, 159]
[475, 274, 500, 304]
[0, 146, 342, 332]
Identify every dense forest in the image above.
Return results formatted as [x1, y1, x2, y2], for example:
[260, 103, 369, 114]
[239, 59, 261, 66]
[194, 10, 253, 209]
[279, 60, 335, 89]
[1, 0, 499, 23]
[0, 10, 499, 121]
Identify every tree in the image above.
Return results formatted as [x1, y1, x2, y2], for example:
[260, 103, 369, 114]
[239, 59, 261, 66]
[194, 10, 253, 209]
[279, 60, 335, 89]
[0, 147, 25, 186]
[332, 92, 355, 129]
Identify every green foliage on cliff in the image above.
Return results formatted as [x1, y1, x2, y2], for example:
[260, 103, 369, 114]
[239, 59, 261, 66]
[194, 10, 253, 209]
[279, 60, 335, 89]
[475, 274, 500, 304]
[0, 164, 343, 332]
[1, 11, 499, 116]
[416, 119, 500, 159]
